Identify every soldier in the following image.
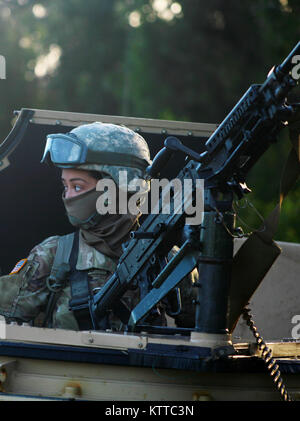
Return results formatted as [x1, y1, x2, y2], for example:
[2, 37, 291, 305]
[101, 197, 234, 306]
[0, 122, 196, 331]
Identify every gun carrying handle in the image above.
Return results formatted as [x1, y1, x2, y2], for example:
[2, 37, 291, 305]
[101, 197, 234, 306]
[145, 146, 174, 178]
[146, 136, 205, 179]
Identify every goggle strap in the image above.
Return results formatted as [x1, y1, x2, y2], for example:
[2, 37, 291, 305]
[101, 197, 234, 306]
[85, 150, 149, 171]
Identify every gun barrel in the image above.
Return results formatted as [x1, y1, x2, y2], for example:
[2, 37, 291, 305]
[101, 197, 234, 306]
[278, 41, 300, 74]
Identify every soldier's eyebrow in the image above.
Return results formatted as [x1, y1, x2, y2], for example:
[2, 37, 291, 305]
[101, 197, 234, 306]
[61, 177, 88, 183]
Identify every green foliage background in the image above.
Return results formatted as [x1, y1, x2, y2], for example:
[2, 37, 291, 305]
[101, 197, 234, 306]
[0, 0, 299, 242]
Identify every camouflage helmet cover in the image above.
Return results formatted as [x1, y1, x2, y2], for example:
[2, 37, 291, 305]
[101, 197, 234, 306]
[56, 122, 152, 192]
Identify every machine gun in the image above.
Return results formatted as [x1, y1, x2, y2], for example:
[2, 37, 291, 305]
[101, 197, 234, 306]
[90, 42, 300, 336]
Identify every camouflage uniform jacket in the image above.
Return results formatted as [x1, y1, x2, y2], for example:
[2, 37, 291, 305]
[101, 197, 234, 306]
[0, 234, 197, 330]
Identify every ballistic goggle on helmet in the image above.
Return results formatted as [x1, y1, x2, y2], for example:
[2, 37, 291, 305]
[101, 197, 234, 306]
[41, 122, 152, 192]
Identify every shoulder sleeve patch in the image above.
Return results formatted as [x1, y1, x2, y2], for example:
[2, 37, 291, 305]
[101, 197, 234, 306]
[9, 258, 28, 275]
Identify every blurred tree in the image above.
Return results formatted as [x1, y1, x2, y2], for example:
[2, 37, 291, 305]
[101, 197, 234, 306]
[120, 0, 269, 122]
[0, 0, 38, 135]
[243, 0, 300, 242]
[0, 0, 299, 241]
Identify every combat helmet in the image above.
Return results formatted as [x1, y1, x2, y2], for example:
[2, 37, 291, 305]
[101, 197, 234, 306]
[41, 122, 152, 192]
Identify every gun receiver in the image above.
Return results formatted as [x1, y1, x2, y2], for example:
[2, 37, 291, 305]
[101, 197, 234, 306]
[90, 42, 300, 334]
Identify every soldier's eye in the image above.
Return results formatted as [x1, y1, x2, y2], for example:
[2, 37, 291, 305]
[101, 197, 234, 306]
[74, 185, 82, 192]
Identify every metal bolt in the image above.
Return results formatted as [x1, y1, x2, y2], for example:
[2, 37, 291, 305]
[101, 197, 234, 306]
[0, 370, 6, 383]
[63, 385, 81, 398]
[193, 392, 212, 401]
